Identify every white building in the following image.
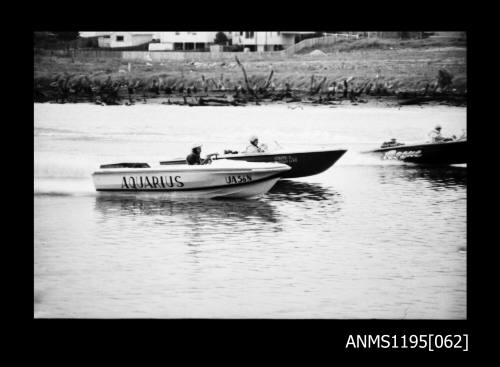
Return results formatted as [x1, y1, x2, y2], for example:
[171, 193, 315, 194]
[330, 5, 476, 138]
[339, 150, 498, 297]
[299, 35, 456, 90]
[79, 32, 154, 48]
[231, 32, 316, 51]
[148, 31, 315, 52]
[149, 32, 224, 51]
[78, 32, 111, 38]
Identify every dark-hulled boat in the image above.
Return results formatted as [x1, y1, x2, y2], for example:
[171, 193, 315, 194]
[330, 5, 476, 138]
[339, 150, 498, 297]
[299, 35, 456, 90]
[160, 148, 347, 178]
[366, 139, 467, 164]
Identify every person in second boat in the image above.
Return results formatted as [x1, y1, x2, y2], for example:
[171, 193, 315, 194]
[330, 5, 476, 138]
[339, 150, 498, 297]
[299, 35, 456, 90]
[428, 125, 456, 143]
[186, 143, 217, 165]
[245, 135, 268, 153]
[458, 129, 467, 140]
[428, 125, 446, 143]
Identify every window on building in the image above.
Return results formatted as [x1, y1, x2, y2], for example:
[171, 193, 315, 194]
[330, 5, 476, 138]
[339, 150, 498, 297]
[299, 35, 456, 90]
[103, 35, 110, 39]
[116, 35, 124, 42]
[245, 32, 254, 39]
[240, 31, 243, 36]
[175, 32, 180, 35]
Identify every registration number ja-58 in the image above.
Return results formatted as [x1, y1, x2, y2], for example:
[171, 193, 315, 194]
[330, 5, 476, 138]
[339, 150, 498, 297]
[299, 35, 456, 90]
[225, 175, 253, 184]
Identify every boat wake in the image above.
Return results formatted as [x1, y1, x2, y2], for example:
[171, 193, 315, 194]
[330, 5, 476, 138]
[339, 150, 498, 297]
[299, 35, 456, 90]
[34, 178, 96, 197]
[338, 148, 407, 166]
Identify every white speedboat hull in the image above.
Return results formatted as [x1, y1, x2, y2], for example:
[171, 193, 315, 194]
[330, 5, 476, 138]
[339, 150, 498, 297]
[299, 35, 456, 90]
[92, 160, 290, 199]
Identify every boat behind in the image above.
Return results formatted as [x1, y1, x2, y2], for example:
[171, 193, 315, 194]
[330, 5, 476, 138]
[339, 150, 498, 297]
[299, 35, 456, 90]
[160, 148, 347, 178]
[366, 140, 467, 165]
[92, 159, 291, 199]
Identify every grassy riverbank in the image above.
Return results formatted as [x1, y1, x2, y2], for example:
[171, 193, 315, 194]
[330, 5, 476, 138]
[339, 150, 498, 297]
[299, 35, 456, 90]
[34, 37, 467, 106]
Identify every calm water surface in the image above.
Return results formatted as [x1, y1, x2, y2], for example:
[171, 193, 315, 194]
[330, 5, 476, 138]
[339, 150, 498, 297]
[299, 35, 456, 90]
[34, 103, 466, 318]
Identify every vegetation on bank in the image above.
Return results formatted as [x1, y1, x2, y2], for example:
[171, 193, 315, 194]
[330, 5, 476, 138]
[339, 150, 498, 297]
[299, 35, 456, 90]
[34, 37, 466, 106]
[297, 36, 466, 54]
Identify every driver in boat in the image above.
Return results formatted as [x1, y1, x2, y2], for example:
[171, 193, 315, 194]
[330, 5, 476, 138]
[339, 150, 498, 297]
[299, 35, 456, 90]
[428, 124, 457, 143]
[186, 143, 216, 165]
[428, 125, 447, 143]
[245, 135, 268, 153]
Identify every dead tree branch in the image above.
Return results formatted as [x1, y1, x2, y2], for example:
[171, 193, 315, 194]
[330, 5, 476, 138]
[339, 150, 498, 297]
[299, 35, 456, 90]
[235, 56, 257, 98]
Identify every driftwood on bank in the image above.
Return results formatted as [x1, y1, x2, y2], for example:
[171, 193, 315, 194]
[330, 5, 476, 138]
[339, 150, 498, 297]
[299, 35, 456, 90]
[312, 76, 327, 95]
[189, 96, 242, 106]
[34, 66, 466, 107]
[235, 56, 257, 98]
[263, 69, 274, 90]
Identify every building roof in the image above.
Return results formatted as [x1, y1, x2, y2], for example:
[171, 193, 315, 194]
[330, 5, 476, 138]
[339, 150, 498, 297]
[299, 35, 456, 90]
[280, 31, 317, 34]
[79, 31, 154, 38]
[120, 32, 155, 35]
[79, 32, 112, 38]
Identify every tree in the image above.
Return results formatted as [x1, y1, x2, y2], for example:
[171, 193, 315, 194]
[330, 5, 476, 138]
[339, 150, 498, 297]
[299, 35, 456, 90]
[214, 32, 229, 45]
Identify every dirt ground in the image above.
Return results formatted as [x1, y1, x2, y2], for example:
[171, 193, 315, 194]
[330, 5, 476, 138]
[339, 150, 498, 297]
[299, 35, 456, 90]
[34, 38, 467, 106]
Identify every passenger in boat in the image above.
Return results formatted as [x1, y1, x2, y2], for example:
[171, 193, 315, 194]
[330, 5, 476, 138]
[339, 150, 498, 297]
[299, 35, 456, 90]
[458, 129, 467, 140]
[428, 125, 446, 143]
[186, 144, 216, 165]
[245, 136, 268, 153]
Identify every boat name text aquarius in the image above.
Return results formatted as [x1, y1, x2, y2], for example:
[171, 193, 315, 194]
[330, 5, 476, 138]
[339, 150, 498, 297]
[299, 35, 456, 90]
[383, 150, 423, 160]
[225, 175, 252, 184]
[121, 176, 184, 189]
[274, 155, 298, 164]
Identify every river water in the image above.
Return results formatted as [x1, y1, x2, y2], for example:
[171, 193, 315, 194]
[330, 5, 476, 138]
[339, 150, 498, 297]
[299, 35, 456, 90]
[34, 103, 466, 319]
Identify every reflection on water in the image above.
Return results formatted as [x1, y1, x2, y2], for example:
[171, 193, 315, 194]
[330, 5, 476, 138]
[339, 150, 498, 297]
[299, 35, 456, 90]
[94, 180, 342, 218]
[377, 165, 467, 190]
[94, 196, 279, 224]
[268, 180, 340, 202]
[92, 180, 345, 236]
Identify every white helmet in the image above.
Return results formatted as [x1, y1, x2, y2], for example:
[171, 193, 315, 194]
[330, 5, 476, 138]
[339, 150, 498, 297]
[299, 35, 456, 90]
[249, 135, 258, 143]
[435, 124, 442, 130]
[191, 143, 202, 149]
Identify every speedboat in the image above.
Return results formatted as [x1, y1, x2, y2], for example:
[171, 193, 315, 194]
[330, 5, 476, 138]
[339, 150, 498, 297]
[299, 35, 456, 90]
[365, 138, 467, 164]
[160, 148, 347, 178]
[92, 159, 291, 199]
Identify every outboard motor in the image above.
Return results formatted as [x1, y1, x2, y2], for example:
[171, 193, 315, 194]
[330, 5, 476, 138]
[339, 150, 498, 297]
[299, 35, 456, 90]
[381, 138, 404, 148]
